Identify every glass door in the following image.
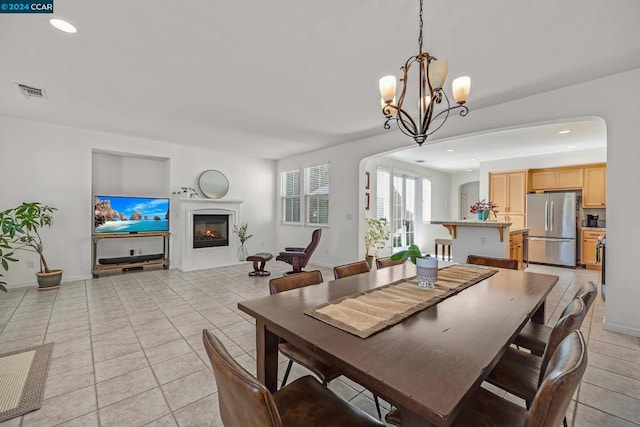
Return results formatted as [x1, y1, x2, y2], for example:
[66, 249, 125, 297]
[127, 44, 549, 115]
[392, 173, 417, 251]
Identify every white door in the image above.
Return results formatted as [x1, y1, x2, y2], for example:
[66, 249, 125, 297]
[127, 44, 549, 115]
[392, 173, 417, 250]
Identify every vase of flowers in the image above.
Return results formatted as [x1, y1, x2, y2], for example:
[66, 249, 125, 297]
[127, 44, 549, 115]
[233, 222, 253, 261]
[470, 199, 498, 221]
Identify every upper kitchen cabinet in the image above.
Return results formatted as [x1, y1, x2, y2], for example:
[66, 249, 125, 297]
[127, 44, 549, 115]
[530, 166, 583, 191]
[583, 164, 606, 208]
[489, 170, 527, 227]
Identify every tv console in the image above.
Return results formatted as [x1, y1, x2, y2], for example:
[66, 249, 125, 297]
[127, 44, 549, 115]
[91, 232, 170, 278]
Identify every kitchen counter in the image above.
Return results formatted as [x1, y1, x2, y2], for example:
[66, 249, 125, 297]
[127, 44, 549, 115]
[429, 220, 514, 263]
[580, 227, 606, 232]
[510, 227, 529, 234]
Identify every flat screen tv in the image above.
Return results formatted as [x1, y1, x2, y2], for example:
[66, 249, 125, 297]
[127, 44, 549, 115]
[94, 195, 169, 234]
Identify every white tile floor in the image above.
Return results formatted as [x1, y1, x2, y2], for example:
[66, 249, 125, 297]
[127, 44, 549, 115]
[0, 261, 638, 426]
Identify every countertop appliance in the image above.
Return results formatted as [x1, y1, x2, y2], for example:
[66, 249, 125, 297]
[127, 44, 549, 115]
[526, 192, 577, 267]
[587, 214, 599, 227]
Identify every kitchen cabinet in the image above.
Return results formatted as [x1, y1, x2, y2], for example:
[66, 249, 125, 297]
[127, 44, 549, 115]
[530, 167, 583, 190]
[509, 230, 526, 270]
[583, 164, 606, 208]
[581, 228, 605, 270]
[489, 170, 527, 227]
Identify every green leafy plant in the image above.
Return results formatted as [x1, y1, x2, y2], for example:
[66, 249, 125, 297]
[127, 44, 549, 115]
[0, 202, 57, 290]
[390, 244, 431, 264]
[365, 217, 390, 257]
[233, 222, 253, 244]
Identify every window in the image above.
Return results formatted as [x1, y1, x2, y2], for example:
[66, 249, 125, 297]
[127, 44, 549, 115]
[376, 168, 390, 221]
[422, 178, 432, 222]
[304, 164, 329, 225]
[281, 170, 300, 223]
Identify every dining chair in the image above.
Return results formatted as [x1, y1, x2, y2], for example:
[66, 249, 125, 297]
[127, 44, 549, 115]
[452, 330, 588, 426]
[386, 330, 587, 427]
[484, 297, 586, 414]
[375, 256, 404, 269]
[333, 260, 370, 279]
[268, 271, 341, 389]
[466, 254, 519, 270]
[514, 281, 597, 356]
[202, 330, 385, 427]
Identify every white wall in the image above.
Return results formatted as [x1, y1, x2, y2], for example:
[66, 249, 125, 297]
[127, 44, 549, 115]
[0, 116, 276, 287]
[450, 171, 480, 221]
[278, 67, 640, 337]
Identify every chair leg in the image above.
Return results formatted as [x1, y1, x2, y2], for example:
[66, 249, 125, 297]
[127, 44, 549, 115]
[563, 416, 568, 427]
[373, 394, 382, 419]
[281, 360, 293, 389]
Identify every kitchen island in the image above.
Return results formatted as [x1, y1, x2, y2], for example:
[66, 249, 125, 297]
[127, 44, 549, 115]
[430, 220, 528, 269]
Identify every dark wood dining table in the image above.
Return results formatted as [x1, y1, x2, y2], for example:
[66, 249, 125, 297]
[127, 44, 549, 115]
[238, 262, 558, 426]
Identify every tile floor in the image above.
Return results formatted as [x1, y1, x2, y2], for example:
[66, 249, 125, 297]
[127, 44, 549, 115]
[0, 261, 638, 426]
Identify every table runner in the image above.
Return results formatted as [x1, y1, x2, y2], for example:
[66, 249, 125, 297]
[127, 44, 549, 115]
[305, 265, 497, 338]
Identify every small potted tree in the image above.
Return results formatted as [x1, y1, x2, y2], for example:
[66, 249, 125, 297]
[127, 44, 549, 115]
[0, 202, 62, 290]
[364, 217, 390, 268]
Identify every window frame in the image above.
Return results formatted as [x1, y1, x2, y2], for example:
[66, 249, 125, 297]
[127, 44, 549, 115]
[280, 169, 301, 225]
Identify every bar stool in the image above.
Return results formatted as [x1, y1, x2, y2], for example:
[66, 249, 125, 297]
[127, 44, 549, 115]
[435, 238, 452, 261]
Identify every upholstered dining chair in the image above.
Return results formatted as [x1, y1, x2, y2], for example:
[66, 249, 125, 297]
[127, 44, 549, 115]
[333, 260, 371, 279]
[467, 254, 519, 270]
[276, 228, 322, 274]
[386, 330, 587, 427]
[268, 271, 340, 389]
[202, 329, 385, 427]
[268, 271, 383, 419]
[375, 256, 404, 270]
[514, 281, 597, 356]
[483, 297, 586, 421]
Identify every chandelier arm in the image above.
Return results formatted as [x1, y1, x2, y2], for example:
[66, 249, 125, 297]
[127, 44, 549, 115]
[396, 106, 419, 135]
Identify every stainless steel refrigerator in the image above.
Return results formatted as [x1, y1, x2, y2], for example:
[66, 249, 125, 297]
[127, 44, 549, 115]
[526, 192, 577, 267]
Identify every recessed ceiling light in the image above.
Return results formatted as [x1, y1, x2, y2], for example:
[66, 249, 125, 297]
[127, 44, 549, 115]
[415, 160, 426, 163]
[567, 145, 577, 149]
[446, 149, 455, 152]
[469, 158, 476, 161]
[558, 130, 571, 135]
[466, 169, 472, 172]
[50, 18, 77, 33]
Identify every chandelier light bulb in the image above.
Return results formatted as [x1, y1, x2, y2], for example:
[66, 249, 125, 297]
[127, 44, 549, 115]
[452, 76, 471, 104]
[379, 75, 397, 103]
[428, 59, 448, 89]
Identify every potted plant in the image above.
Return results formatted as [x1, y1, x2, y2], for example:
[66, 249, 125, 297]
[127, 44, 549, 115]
[233, 222, 253, 262]
[0, 202, 62, 290]
[391, 244, 438, 288]
[365, 217, 390, 267]
[470, 199, 499, 220]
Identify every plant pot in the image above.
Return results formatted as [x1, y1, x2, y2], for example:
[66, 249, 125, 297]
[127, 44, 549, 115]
[416, 257, 438, 288]
[476, 210, 490, 221]
[366, 255, 374, 269]
[35, 269, 63, 290]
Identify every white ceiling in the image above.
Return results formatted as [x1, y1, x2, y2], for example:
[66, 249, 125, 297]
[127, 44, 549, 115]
[0, 1, 638, 160]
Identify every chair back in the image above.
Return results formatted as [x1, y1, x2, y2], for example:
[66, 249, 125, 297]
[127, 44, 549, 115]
[526, 330, 587, 427]
[573, 281, 598, 314]
[375, 256, 404, 269]
[202, 330, 282, 427]
[269, 270, 324, 295]
[333, 260, 371, 279]
[539, 298, 586, 385]
[466, 255, 518, 270]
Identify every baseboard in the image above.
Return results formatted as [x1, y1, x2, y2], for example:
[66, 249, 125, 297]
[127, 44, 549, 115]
[603, 319, 640, 338]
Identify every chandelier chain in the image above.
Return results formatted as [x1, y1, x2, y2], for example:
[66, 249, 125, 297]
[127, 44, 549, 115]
[418, 0, 423, 52]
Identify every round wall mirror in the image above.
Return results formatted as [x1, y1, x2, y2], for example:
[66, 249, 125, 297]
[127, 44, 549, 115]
[198, 170, 229, 199]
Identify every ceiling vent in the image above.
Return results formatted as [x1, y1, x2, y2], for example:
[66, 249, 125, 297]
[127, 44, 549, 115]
[17, 84, 47, 100]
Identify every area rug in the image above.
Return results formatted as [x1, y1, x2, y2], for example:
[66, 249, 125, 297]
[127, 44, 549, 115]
[0, 342, 54, 422]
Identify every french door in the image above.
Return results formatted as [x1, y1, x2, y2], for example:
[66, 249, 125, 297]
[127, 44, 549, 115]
[392, 173, 417, 250]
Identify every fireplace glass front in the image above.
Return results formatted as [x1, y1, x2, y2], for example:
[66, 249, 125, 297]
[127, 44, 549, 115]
[193, 214, 229, 248]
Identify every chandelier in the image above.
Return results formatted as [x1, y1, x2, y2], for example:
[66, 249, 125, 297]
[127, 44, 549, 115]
[379, 0, 471, 146]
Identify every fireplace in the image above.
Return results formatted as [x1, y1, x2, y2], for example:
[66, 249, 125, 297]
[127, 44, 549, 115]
[193, 214, 229, 248]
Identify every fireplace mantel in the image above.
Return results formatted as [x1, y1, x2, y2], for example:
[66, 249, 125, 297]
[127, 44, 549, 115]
[173, 198, 245, 271]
